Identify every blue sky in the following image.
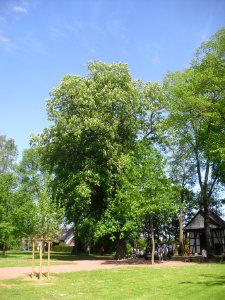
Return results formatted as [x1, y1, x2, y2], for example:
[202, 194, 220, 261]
[1, 0, 225, 160]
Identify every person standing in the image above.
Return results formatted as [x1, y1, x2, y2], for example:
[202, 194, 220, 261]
[202, 249, 207, 262]
[158, 245, 163, 263]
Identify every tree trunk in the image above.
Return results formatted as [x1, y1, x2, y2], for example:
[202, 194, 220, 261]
[72, 227, 79, 254]
[196, 153, 214, 258]
[2, 240, 6, 256]
[115, 236, 127, 259]
[203, 200, 213, 257]
[201, 160, 213, 258]
[179, 208, 184, 245]
[150, 215, 155, 264]
[179, 186, 185, 246]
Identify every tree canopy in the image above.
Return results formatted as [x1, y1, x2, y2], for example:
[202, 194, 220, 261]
[162, 27, 225, 256]
[33, 61, 174, 257]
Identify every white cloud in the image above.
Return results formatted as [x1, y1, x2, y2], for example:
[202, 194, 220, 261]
[12, 5, 28, 14]
[0, 34, 14, 52]
[0, 35, 10, 44]
[0, 1, 31, 53]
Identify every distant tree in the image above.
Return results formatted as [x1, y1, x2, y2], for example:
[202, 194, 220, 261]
[0, 135, 17, 174]
[18, 148, 64, 242]
[167, 141, 198, 245]
[0, 135, 33, 255]
[0, 135, 17, 255]
[133, 140, 177, 263]
[0, 172, 17, 255]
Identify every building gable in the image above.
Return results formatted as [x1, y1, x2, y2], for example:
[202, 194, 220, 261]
[184, 210, 225, 231]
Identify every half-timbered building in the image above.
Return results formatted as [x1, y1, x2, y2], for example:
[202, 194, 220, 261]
[184, 210, 225, 255]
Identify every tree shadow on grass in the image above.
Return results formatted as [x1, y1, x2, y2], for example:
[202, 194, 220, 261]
[43, 253, 114, 262]
[179, 274, 225, 287]
[1, 251, 113, 262]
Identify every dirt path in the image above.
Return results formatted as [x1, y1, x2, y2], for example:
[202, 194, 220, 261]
[0, 259, 199, 280]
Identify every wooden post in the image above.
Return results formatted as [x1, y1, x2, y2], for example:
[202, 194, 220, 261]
[32, 240, 35, 278]
[39, 239, 43, 279]
[47, 241, 51, 279]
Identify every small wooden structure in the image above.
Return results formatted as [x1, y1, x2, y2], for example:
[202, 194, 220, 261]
[32, 237, 51, 279]
[184, 210, 225, 255]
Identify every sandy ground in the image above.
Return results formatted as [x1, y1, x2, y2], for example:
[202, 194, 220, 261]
[0, 259, 199, 280]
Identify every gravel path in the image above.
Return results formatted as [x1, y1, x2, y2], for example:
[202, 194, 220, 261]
[0, 259, 199, 280]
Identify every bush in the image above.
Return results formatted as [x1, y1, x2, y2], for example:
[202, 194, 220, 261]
[52, 242, 73, 252]
[136, 238, 147, 250]
[126, 242, 133, 255]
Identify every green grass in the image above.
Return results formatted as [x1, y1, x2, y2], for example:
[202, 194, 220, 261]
[0, 250, 106, 268]
[0, 251, 73, 268]
[0, 263, 225, 299]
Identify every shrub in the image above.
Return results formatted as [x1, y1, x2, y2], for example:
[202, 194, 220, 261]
[136, 238, 147, 250]
[52, 242, 73, 252]
[126, 242, 133, 255]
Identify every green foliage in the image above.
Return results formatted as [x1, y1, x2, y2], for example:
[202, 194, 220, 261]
[52, 243, 73, 252]
[163, 28, 225, 254]
[33, 61, 168, 257]
[163, 28, 225, 193]
[0, 136, 21, 253]
[0, 135, 17, 174]
[18, 147, 65, 240]
[135, 238, 147, 250]
[134, 139, 177, 219]
[126, 241, 133, 254]
[0, 173, 35, 253]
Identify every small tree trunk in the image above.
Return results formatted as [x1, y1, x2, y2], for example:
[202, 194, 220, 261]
[150, 215, 155, 264]
[72, 227, 79, 254]
[115, 236, 127, 259]
[2, 241, 6, 256]
[42, 240, 46, 254]
[179, 208, 184, 245]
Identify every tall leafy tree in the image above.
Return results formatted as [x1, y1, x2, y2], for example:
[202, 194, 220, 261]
[163, 28, 225, 256]
[33, 61, 165, 257]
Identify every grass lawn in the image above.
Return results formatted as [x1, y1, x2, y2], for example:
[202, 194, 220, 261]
[0, 263, 224, 299]
[0, 250, 105, 268]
